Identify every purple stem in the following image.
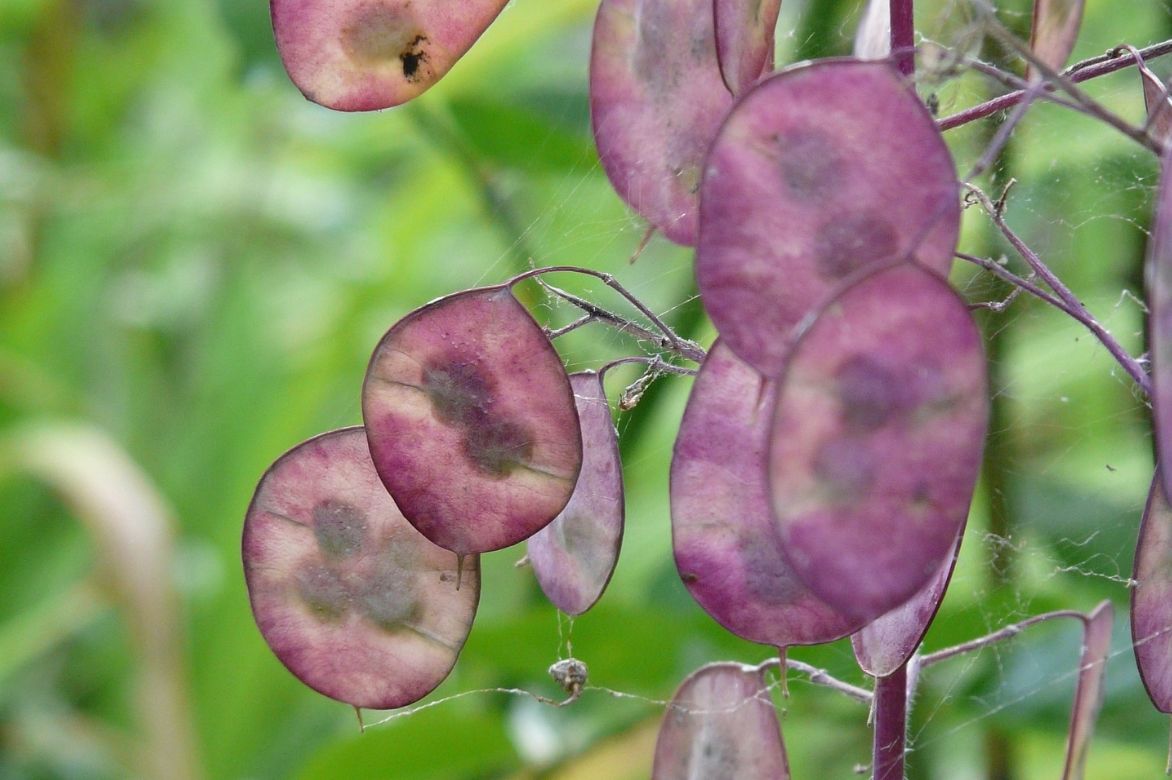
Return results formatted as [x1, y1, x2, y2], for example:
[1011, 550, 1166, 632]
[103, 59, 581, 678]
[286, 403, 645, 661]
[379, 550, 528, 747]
[890, 0, 915, 77]
[872, 663, 908, 780]
[940, 38, 1172, 132]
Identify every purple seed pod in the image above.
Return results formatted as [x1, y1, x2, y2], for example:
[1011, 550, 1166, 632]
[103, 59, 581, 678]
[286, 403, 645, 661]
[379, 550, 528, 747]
[271, 0, 509, 111]
[852, 532, 963, 677]
[768, 263, 987, 624]
[590, 0, 735, 245]
[1063, 601, 1113, 780]
[1132, 474, 1172, 712]
[242, 427, 480, 709]
[652, 662, 790, 780]
[696, 58, 960, 377]
[1029, 0, 1085, 77]
[1150, 147, 1172, 499]
[1140, 64, 1172, 146]
[528, 372, 624, 616]
[671, 341, 863, 647]
[362, 286, 583, 555]
[714, 0, 781, 94]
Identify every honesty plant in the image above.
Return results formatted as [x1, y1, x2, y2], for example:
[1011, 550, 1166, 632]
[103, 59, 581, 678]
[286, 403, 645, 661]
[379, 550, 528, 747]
[243, 0, 1172, 776]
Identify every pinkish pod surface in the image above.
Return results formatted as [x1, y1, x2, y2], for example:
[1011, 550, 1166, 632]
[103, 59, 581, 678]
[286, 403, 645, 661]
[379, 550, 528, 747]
[1063, 601, 1113, 780]
[1132, 475, 1172, 712]
[1150, 147, 1172, 500]
[852, 533, 962, 677]
[272, 0, 509, 111]
[527, 372, 624, 616]
[242, 427, 480, 709]
[768, 264, 987, 624]
[697, 58, 960, 377]
[671, 341, 862, 647]
[590, 0, 740, 245]
[362, 286, 582, 556]
[652, 662, 790, 780]
[1029, 0, 1085, 77]
[714, 0, 782, 94]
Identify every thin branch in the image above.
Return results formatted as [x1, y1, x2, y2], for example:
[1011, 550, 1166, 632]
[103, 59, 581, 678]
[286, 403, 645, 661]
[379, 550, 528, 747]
[519, 268, 706, 363]
[939, 37, 1172, 134]
[545, 314, 594, 341]
[919, 610, 1086, 667]
[964, 187, 1152, 395]
[753, 657, 873, 704]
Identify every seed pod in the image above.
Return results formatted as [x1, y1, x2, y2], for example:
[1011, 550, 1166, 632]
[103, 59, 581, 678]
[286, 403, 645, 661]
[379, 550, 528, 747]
[1132, 474, 1172, 712]
[714, 0, 782, 94]
[528, 372, 624, 615]
[1029, 0, 1085, 77]
[242, 427, 480, 709]
[1063, 601, 1113, 780]
[362, 286, 582, 555]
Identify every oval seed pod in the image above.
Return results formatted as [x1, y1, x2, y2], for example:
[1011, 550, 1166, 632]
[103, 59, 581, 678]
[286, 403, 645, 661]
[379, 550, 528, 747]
[697, 58, 960, 377]
[590, 0, 735, 245]
[652, 662, 790, 780]
[1029, 0, 1085, 78]
[671, 341, 862, 647]
[1064, 601, 1113, 780]
[362, 286, 582, 555]
[527, 372, 624, 616]
[272, 0, 509, 111]
[768, 264, 987, 624]
[852, 532, 962, 677]
[1132, 474, 1172, 712]
[242, 427, 480, 709]
[1139, 62, 1172, 147]
[714, 0, 782, 94]
[1150, 146, 1172, 500]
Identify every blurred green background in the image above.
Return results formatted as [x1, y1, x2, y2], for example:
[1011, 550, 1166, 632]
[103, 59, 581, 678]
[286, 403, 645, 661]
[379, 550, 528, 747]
[2, 0, 1171, 777]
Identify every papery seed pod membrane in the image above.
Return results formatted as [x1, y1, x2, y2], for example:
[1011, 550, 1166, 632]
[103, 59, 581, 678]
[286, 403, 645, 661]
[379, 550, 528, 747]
[528, 372, 624, 616]
[1132, 474, 1172, 712]
[652, 662, 790, 780]
[362, 286, 582, 555]
[853, 532, 962, 677]
[242, 427, 480, 709]
[769, 264, 986, 624]
[1063, 601, 1113, 780]
[697, 58, 960, 376]
[671, 341, 862, 647]
[272, 0, 509, 111]
[590, 0, 737, 245]
[1140, 65, 1172, 147]
[1149, 147, 1172, 499]
[1028, 0, 1085, 79]
[853, 0, 891, 61]
[714, 0, 782, 94]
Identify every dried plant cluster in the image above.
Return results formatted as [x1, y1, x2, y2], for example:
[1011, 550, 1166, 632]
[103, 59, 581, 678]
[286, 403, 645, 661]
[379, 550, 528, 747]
[243, 0, 1172, 776]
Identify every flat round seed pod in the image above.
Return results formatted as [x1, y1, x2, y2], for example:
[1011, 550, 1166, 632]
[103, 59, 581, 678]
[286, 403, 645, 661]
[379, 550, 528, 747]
[697, 58, 960, 376]
[242, 427, 480, 709]
[527, 372, 624, 615]
[362, 286, 582, 555]
[768, 264, 987, 624]
[852, 532, 962, 677]
[272, 0, 509, 111]
[671, 341, 862, 647]
[714, 0, 781, 94]
[652, 662, 789, 780]
[590, 0, 735, 245]
[1149, 147, 1172, 500]
[1132, 474, 1172, 712]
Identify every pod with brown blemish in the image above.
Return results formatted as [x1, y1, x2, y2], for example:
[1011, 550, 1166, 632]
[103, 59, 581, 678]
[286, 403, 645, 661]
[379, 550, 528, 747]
[362, 286, 583, 556]
[652, 662, 790, 780]
[272, 0, 510, 111]
[671, 341, 863, 648]
[242, 427, 480, 709]
[696, 58, 960, 377]
[527, 371, 624, 616]
[590, 0, 744, 245]
[768, 264, 987, 624]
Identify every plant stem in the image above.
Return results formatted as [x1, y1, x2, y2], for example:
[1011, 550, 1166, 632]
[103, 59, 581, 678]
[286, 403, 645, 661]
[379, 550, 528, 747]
[890, 0, 915, 76]
[939, 38, 1172, 132]
[918, 610, 1085, 667]
[753, 657, 873, 703]
[872, 664, 909, 780]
